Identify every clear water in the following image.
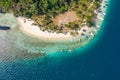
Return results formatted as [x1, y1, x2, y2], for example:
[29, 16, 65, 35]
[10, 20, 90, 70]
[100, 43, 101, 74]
[0, 0, 109, 60]
[0, 13, 102, 60]
[0, 0, 114, 80]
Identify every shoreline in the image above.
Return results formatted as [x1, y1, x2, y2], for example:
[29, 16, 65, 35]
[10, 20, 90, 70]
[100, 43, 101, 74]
[17, 17, 90, 41]
[17, 17, 71, 41]
[16, 0, 108, 42]
[0, 0, 110, 58]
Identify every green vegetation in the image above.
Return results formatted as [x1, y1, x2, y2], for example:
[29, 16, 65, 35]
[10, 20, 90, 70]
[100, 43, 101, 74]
[0, 0, 100, 35]
[0, 0, 71, 17]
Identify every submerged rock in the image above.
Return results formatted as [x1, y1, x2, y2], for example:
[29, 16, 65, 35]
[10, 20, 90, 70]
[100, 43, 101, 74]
[0, 25, 10, 30]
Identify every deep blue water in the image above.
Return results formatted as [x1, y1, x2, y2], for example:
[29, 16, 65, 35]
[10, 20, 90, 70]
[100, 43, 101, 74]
[0, 0, 120, 80]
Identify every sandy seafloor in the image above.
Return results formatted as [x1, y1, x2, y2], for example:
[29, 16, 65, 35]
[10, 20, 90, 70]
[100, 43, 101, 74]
[0, 0, 109, 60]
[0, 0, 117, 80]
[0, 16, 92, 60]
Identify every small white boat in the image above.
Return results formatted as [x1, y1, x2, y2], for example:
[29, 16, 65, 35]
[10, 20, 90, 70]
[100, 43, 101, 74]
[103, 12, 106, 15]
[68, 49, 72, 52]
[96, 25, 100, 28]
[90, 32, 94, 36]
[98, 17, 104, 21]
[78, 38, 82, 42]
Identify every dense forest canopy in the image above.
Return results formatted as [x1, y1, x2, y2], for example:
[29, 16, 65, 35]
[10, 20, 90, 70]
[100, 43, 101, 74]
[0, 0, 100, 35]
[0, 0, 75, 17]
[0, 0, 99, 17]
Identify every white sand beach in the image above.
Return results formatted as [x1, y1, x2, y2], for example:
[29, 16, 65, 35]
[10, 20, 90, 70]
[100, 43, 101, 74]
[17, 17, 72, 40]
[17, 17, 90, 41]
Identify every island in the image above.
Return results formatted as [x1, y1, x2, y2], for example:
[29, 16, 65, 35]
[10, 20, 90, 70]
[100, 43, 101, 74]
[0, 0, 109, 54]
[0, 0, 102, 39]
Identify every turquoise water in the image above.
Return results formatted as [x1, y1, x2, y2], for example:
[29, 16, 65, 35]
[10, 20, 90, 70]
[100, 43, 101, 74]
[0, 9, 107, 61]
[0, 12, 99, 61]
[0, 0, 116, 80]
[0, 0, 109, 61]
[0, 0, 110, 61]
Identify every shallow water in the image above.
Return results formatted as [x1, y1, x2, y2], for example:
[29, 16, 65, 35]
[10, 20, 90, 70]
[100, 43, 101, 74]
[0, 0, 115, 80]
[0, 12, 96, 60]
